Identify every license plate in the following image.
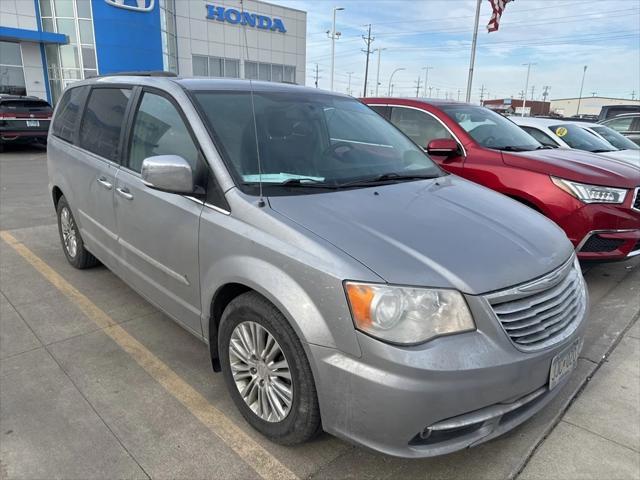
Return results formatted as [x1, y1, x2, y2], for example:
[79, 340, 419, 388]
[549, 338, 583, 390]
[26, 120, 40, 127]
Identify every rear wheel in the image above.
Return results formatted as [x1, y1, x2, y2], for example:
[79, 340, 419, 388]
[219, 291, 321, 445]
[56, 196, 99, 269]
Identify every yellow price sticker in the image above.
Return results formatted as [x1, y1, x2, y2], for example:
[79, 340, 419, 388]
[555, 127, 568, 137]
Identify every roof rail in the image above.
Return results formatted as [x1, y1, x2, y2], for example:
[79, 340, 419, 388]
[100, 71, 178, 78]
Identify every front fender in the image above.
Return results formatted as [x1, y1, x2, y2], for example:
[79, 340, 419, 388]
[200, 255, 362, 359]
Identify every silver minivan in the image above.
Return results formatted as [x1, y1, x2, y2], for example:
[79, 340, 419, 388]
[48, 75, 588, 458]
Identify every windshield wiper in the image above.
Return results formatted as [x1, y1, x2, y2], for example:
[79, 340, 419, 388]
[336, 172, 438, 188]
[497, 146, 535, 152]
[280, 178, 338, 188]
[591, 149, 616, 153]
[535, 145, 557, 150]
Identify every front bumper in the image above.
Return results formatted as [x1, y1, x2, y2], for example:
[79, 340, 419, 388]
[310, 293, 588, 458]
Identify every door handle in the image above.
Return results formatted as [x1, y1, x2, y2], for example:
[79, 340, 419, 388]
[97, 177, 113, 190]
[116, 187, 134, 200]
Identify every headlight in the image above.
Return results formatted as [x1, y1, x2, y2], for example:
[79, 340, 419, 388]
[551, 177, 627, 204]
[344, 282, 475, 345]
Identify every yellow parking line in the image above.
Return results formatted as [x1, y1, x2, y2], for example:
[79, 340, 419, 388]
[0, 231, 299, 480]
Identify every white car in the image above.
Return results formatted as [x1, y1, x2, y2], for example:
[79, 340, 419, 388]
[510, 116, 640, 168]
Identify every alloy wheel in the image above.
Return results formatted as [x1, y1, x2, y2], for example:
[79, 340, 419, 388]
[229, 321, 293, 422]
[60, 206, 78, 258]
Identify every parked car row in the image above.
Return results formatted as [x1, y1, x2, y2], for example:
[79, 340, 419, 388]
[361, 97, 640, 262]
[48, 76, 595, 458]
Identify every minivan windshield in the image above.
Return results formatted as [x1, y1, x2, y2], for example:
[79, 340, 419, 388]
[548, 124, 616, 152]
[193, 91, 442, 194]
[440, 105, 541, 151]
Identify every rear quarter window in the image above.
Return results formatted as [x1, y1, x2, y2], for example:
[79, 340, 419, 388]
[51, 87, 86, 143]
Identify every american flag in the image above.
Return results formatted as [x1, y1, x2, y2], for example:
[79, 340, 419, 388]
[487, 0, 513, 32]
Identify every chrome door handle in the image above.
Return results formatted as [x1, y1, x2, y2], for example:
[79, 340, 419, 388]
[116, 187, 134, 200]
[97, 177, 113, 190]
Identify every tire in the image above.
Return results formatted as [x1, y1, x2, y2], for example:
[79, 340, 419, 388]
[56, 195, 99, 269]
[219, 291, 321, 445]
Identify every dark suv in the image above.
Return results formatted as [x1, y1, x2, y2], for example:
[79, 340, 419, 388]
[0, 95, 53, 151]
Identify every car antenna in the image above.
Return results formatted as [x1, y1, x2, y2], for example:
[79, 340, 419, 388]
[241, 0, 265, 208]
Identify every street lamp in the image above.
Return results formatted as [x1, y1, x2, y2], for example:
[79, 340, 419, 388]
[521, 62, 536, 117]
[375, 48, 387, 96]
[422, 66, 433, 97]
[388, 67, 405, 96]
[328, 7, 344, 91]
[576, 65, 588, 116]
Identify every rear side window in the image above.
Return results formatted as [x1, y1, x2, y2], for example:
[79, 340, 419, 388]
[79, 88, 131, 161]
[51, 87, 85, 143]
[390, 106, 452, 148]
[605, 116, 634, 132]
[0, 100, 51, 110]
[521, 126, 559, 147]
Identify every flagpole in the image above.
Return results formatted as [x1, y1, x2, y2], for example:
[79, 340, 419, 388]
[465, 0, 482, 103]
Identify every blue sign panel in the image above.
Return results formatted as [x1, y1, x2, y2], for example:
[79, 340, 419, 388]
[205, 4, 286, 33]
[92, 0, 163, 74]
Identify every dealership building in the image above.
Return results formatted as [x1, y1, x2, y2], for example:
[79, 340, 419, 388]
[0, 0, 307, 104]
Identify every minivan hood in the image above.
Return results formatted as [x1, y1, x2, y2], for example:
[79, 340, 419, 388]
[503, 149, 640, 188]
[268, 176, 573, 295]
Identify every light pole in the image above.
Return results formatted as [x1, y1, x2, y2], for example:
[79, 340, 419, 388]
[422, 66, 433, 97]
[346, 71, 354, 95]
[576, 65, 588, 116]
[521, 62, 536, 117]
[388, 68, 405, 96]
[375, 48, 386, 96]
[328, 7, 344, 91]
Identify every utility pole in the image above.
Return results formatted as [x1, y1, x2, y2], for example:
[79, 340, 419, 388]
[590, 91, 597, 97]
[457, 89, 461, 101]
[375, 48, 386, 96]
[542, 85, 551, 102]
[328, 7, 344, 91]
[518, 90, 525, 100]
[576, 65, 588, 116]
[521, 62, 536, 117]
[631, 90, 636, 100]
[415, 76, 422, 97]
[530, 85, 535, 100]
[346, 71, 354, 96]
[435, 87, 440, 98]
[314, 64, 320, 88]
[465, 0, 482, 102]
[479, 84, 486, 104]
[428, 86, 433, 97]
[422, 66, 433, 97]
[361, 24, 374, 97]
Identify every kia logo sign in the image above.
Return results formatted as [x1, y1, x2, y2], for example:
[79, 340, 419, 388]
[206, 5, 286, 33]
[105, 0, 155, 12]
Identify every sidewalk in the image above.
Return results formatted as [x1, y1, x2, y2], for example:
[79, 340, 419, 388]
[518, 319, 640, 480]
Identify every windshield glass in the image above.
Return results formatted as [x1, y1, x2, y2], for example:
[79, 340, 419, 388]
[439, 105, 541, 151]
[549, 124, 615, 152]
[193, 91, 442, 194]
[590, 125, 639, 150]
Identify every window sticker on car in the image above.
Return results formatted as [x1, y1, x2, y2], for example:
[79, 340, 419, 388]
[555, 127, 568, 137]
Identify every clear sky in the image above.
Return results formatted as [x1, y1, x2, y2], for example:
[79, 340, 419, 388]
[277, 0, 640, 102]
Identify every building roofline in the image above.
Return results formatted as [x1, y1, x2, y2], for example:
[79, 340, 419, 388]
[550, 97, 639, 102]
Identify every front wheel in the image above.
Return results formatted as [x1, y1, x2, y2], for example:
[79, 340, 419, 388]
[219, 291, 321, 445]
[56, 195, 99, 269]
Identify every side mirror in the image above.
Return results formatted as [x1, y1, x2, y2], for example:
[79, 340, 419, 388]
[141, 155, 194, 194]
[426, 138, 461, 159]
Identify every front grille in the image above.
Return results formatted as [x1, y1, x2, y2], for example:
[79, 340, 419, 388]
[633, 187, 640, 211]
[580, 235, 625, 253]
[485, 258, 585, 351]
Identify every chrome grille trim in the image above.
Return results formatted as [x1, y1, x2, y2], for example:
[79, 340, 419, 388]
[485, 256, 586, 351]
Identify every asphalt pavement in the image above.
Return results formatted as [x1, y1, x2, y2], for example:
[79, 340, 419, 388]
[1, 145, 638, 479]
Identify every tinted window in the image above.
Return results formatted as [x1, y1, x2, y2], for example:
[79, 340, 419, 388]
[521, 126, 559, 147]
[390, 107, 452, 147]
[604, 116, 634, 132]
[193, 91, 442, 195]
[548, 124, 614, 152]
[440, 105, 540, 151]
[369, 105, 390, 119]
[79, 88, 131, 161]
[128, 92, 199, 173]
[590, 126, 639, 150]
[51, 87, 85, 143]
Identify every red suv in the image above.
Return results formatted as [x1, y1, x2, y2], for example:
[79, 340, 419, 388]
[362, 98, 640, 261]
